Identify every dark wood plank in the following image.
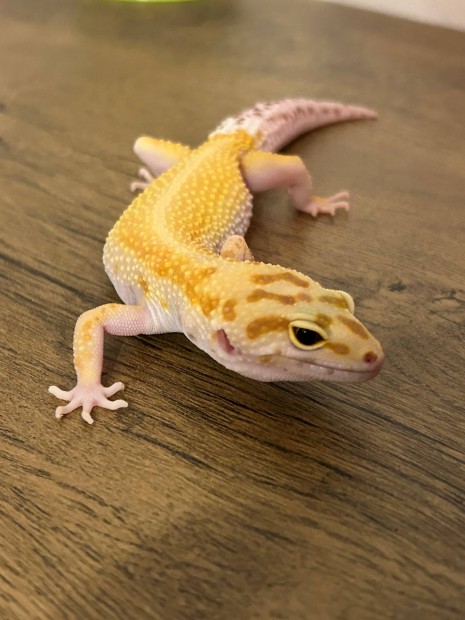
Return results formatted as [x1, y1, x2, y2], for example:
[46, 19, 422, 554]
[1, 0, 464, 618]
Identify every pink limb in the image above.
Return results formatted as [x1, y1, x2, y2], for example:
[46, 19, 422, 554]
[241, 150, 351, 217]
[49, 304, 154, 424]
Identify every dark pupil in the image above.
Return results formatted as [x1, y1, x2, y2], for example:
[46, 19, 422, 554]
[293, 327, 324, 347]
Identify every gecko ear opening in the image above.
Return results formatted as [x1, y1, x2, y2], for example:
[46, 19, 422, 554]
[216, 329, 237, 355]
[338, 291, 355, 313]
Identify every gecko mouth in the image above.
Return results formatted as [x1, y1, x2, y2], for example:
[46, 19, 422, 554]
[276, 358, 382, 382]
[214, 330, 383, 382]
[215, 348, 383, 383]
[287, 354, 384, 374]
[280, 358, 382, 382]
[275, 352, 384, 381]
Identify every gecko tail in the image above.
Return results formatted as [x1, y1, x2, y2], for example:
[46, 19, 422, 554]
[210, 98, 377, 152]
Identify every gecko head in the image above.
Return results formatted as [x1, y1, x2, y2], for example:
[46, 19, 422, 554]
[205, 264, 384, 383]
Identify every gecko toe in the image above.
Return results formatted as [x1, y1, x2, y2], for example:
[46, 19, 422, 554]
[103, 382, 125, 397]
[104, 398, 128, 411]
[55, 400, 79, 418]
[49, 385, 72, 400]
[81, 407, 95, 425]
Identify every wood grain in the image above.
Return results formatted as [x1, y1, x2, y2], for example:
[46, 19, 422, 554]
[1, 0, 464, 618]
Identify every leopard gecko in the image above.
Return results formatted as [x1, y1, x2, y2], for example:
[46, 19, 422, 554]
[49, 98, 384, 424]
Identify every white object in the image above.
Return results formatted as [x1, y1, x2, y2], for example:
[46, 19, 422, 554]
[317, 0, 465, 31]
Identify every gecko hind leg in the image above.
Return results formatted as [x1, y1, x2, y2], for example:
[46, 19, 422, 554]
[130, 137, 191, 192]
[241, 150, 351, 217]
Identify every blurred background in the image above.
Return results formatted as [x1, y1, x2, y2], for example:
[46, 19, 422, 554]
[316, 0, 465, 30]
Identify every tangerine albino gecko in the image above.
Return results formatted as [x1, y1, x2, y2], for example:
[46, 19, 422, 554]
[49, 98, 384, 424]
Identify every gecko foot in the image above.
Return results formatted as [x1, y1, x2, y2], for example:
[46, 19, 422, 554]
[300, 191, 350, 217]
[130, 167, 154, 192]
[48, 381, 128, 425]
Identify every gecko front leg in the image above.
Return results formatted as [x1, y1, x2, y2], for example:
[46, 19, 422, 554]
[241, 151, 350, 217]
[49, 304, 155, 424]
[130, 137, 191, 192]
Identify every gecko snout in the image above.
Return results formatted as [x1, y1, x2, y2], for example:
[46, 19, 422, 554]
[362, 348, 384, 375]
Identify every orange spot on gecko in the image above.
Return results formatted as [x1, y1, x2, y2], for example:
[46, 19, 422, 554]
[252, 272, 309, 288]
[199, 266, 217, 279]
[338, 315, 370, 340]
[326, 342, 350, 355]
[295, 293, 312, 303]
[199, 296, 219, 317]
[246, 316, 289, 339]
[222, 299, 237, 321]
[247, 289, 295, 305]
[138, 276, 150, 295]
[319, 294, 349, 309]
[316, 314, 332, 329]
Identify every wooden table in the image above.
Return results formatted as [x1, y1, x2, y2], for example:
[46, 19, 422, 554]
[1, 0, 464, 618]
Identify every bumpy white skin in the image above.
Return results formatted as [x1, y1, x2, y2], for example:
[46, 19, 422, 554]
[49, 98, 383, 423]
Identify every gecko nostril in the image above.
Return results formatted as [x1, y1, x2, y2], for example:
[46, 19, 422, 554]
[363, 351, 377, 364]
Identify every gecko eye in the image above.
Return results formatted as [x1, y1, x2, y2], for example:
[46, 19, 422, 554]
[289, 320, 327, 350]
